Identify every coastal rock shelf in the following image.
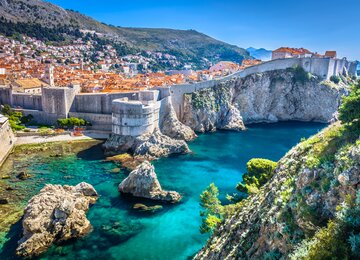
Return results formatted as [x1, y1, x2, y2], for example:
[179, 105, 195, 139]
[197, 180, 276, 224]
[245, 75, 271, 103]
[103, 128, 190, 159]
[16, 182, 98, 258]
[119, 161, 182, 203]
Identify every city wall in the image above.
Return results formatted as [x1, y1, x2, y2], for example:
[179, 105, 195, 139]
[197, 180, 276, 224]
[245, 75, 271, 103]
[0, 118, 16, 167]
[165, 57, 358, 118]
[0, 57, 357, 134]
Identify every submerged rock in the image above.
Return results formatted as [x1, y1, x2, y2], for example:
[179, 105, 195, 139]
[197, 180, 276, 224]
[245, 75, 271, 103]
[133, 203, 163, 212]
[106, 153, 144, 171]
[0, 198, 9, 204]
[103, 128, 190, 159]
[16, 182, 98, 258]
[109, 168, 121, 174]
[16, 172, 31, 180]
[118, 161, 181, 203]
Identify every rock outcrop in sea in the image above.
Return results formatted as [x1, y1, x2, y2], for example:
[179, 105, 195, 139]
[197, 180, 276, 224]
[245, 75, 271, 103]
[118, 161, 181, 203]
[183, 69, 346, 130]
[195, 122, 360, 259]
[16, 182, 98, 258]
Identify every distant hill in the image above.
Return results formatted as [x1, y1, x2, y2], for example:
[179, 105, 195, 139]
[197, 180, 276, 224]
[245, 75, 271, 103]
[247, 47, 272, 61]
[0, 0, 251, 69]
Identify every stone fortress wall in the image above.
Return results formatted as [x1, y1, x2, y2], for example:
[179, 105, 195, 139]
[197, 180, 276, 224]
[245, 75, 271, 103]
[165, 57, 358, 119]
[0, 57, 357, 135]
[0, 116, 16, 167]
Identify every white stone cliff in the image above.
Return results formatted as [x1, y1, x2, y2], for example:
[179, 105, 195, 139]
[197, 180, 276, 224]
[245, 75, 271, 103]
[182, 69, 347, 131]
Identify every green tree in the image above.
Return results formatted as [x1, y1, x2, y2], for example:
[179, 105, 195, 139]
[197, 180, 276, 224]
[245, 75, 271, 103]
[339, 81, 360, 130]
[57, 117, 89, 129]
[237, 158, 277, 195]
[1, 105, 32, 131]
[1, 104, 13, 116]
[330, 75, 341, 84]
[199, 183, 223, 234]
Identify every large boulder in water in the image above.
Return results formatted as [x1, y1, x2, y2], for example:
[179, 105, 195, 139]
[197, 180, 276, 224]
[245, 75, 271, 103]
[118, 161, 181, 203]
[16, 182, 98, 258]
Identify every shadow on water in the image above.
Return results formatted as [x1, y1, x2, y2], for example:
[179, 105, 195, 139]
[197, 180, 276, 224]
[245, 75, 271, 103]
[76, 142, 105, 161]
[0, 219, 23, 260]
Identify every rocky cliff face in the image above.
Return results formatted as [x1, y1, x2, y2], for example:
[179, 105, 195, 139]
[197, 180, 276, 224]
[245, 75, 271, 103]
[16, 182, 98, 258]
[183, 69, 347, 131]
[159, 97, 197, 141]
[195, 123, 359, 259]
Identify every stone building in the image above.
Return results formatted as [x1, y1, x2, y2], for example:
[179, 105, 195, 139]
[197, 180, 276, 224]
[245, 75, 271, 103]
[325, 51, 337, 58]
[272, 47, 313, 60]
[11, 78, 48, 93]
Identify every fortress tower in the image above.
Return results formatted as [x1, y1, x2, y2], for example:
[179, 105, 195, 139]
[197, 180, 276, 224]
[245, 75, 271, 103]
[44, 64, 55, 87]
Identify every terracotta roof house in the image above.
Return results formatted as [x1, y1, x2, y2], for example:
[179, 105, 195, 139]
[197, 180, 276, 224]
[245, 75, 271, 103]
[272, 47, 313, 60]
[11, 78, 48, 94]
[324, 51, 337, 58]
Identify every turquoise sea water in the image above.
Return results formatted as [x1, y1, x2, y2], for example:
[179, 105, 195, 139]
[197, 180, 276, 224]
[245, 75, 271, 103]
[0, 122, 326, 260]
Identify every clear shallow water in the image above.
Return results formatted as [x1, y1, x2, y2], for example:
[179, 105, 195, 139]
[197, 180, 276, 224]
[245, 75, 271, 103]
[0, 122, 326, 260]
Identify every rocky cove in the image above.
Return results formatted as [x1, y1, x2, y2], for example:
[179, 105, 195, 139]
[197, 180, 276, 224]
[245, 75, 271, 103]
[103, 68, 347, 156]
[0, 122, 327, 259]
[0, 68, 355, 259]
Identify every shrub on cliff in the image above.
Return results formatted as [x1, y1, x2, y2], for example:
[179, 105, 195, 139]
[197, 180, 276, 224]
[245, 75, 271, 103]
[330, 75, 341, 84]
[1, 104, 33, 131]
[287, 66, 312, 84]
[199, 183, 223, 234]
[339, 81, 360, 130]
[236, 158, 277, 195]
[57, 117, 90, 129]
[290, 190, 360, 259]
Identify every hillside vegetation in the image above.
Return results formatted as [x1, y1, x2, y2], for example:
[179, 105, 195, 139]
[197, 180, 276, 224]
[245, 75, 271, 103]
[0, 0, 250, 68]
[196, 79, 360, 259]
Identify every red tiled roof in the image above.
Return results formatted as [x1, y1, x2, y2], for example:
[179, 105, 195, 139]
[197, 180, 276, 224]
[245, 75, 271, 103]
[273, 47, 312, 55]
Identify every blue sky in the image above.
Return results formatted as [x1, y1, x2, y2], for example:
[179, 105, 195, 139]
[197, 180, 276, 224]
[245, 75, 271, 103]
[48, 0, 359, 61]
